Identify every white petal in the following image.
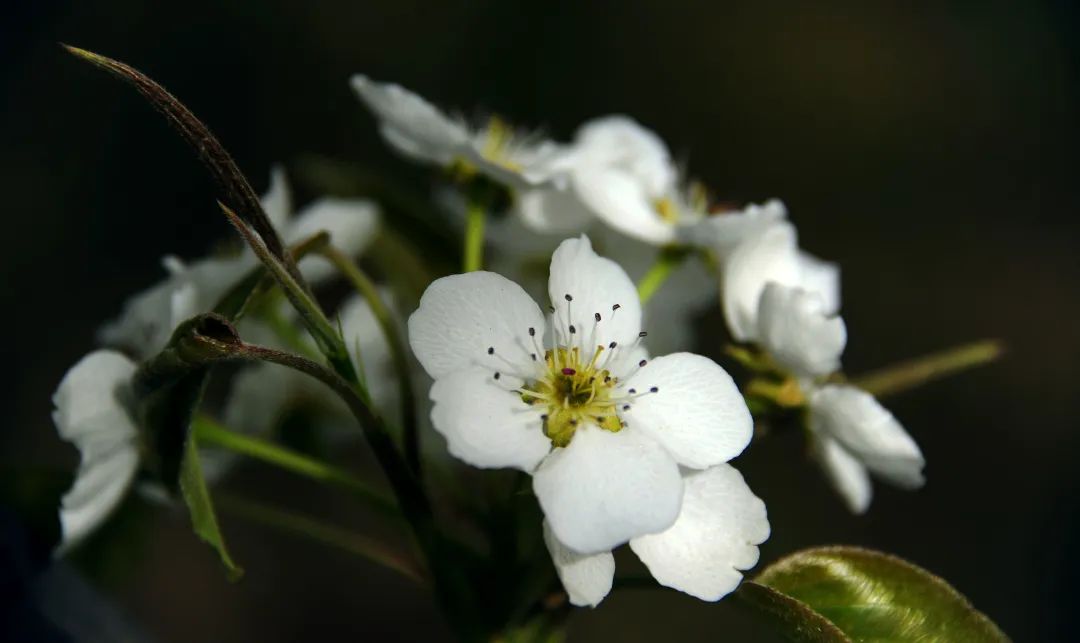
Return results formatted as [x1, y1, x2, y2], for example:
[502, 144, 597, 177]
[812, 434, 873, 514]
[630, 464, 770, 601]
[287, 198, 380, 283]
[542, 521, 614, 607]
[429, 368, 550, 471]
[350, 75, 469, 166]
[533, 425, 683, 554]
[514, 187, 594, 234]
[797, 251, 841, 314]
[573, 116, 675, 196]
[408, 271, 546, 379]
[621, 353, 752, 469]
[569, 167, 676, 245]
[465, 139, 571, 189]
[808, 385, 925, 488]
[683, 199, 788, 258]
[51, 351, 140, 552]
[757, 283, 847, 378]
[721, 222, 800, 341]
[261, 166, 292, 230]
[547, 236, 643, 355]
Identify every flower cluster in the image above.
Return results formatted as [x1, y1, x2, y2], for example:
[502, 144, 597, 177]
[46, 59, 979, 633]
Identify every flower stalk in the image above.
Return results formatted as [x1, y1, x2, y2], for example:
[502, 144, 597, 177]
[636, 246, 691, 304]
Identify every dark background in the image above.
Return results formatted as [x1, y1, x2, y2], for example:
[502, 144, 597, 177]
[3, 1, 1079, 641]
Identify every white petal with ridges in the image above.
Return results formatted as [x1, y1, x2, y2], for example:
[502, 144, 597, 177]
[569, 167, 676, 245]
[630, 464, 770, 601]
[408, 271, 546, 379]
[621, 353, 752, 469]
[533, 425, 683, 554]
[429, 368, 550, 471]
[543, 521, 614, 607]
[757, 283, 847, 378]
[547, 236, 643, 355]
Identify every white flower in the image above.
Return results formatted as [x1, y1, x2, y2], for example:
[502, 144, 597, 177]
[100, 169, 379, 359]
[807, 386, 925, 514]
[409, 235, 768, 603]
[350, 75, 572, 190]
[51, 350, 141, 553]
[720, 220, 840, 343]
[751, 283, 924, 513]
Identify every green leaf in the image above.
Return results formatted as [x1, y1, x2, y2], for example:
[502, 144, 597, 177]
[179, 433, 243, 581]
[740, 546, 1009, 643]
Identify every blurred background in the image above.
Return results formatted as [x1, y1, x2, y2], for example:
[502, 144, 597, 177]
[2, 0, 1079, 640]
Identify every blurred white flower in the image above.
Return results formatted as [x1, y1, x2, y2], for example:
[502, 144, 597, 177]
[350, 75, 573, 190]
[751, 282, 924, 514]
[807, 386, 925, 514]
[409, 235, 766, 602]
[719, 220, 840, 342]
[99, 169, 380, 359]
[51, 350, 141, 553]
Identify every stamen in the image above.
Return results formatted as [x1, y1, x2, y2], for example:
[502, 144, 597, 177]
[594, 312, 601, 322]
[649, 386, 659, 393]
[494, 372, 501, 380]
[639, 359, 648, 367]
[562, 367, 576, 376]
[487, 346, 495, 355]
[639, 331, 648, 338]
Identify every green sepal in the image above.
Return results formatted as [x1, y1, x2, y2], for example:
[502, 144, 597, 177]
[180, 431, 243, 581]
[737, 546, 1010, 642]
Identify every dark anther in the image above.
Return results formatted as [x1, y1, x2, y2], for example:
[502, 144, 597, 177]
[604, 375, 611, 383]
[562, 368, 576, 376]
[569, 325, 576, 334]
[528, 327, 536, 336]
[494, 372, 501, 380]
[628, 388, 637, 394]
[622, 404, 631, 411]
[608, 341, 617, 349]
[548, 305, 555, 313]
[594, 312, 602, 322]
[639, 359, 648, 367]
[487, 346, 495, 355]
[531, 353, 537, 361]
[649, 386, 659, 393]
[569, 419, 578, 425]
[565, 293, 573, 301]
[612, 303, 621, 311]
[541, 414, 548, 421]
[639, 331, 648, 338]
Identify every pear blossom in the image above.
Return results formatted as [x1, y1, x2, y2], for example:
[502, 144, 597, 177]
[409, 235, 768, 603]
[51, 350, 141, 553]
[751, 282, 924, 513]
[350, 75, 573, 191]
[718, 219, 840, 343]
[100, 169, 379, 359]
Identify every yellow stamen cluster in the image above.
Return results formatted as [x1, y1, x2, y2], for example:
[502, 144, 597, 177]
[447, 116, 522, 181]
[520, 345, 623, 448]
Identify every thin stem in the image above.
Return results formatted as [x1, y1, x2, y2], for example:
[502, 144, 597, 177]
[219, 203, 360, 386]
[849, 339, 1004, 398]
[636, 246, 690, 304]
[463, 197, 486, 272]
[215, 493, 427, 586]
[192, 414, 396, 517]
[316, 245, 421, 476]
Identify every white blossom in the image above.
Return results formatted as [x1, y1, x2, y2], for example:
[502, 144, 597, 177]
[99, 169, 379, 359]
[751, 282, 924, 513]
[350, 75, 573, 190]
[409, 235, 767, 603]
[51, 350, 141, 553]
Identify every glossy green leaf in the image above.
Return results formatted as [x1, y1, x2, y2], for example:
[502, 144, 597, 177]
[743, 546, 1009, 643]
[179, 434, 243, 581]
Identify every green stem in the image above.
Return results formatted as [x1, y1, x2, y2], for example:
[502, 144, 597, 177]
[215, 493, 427, 585]
[849, 339, 1004, 398]
[315, 245, 421, 476]
[636, 247, 690, 304]
[192, 414, 396, 516]
[463, 197, 486, 272]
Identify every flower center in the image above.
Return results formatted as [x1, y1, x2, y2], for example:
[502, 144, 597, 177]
[520, 346, 623, 447]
